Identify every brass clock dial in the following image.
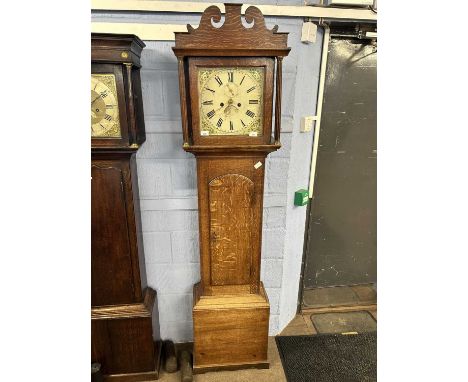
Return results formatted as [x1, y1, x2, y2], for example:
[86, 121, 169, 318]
[198, 67, 264, 136]
[91, 74, 121, 138]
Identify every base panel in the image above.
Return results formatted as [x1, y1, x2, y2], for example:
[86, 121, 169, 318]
[192, 282, 270, 371]
[92, 289, 161, 380]
[103, 341, 162, 381]
[193, 360, 269, 374]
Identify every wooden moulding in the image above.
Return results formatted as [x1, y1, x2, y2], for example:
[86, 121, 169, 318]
[92, 33, 145, 66]
[183, 144, 281, 155]
[173, 4, 289, 56]
[91, 287, 156, 320]
[192, 282, 270, 373]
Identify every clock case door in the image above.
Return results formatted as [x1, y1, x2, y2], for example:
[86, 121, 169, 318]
[188, 57, 274, 146]
[91, 154, 147, 306]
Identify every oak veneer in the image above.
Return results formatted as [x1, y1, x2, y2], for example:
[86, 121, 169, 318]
[193, 282, 270, 373]
[173, 3, 290, 373]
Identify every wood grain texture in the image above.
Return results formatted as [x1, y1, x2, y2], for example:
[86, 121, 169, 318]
[178, 57, 191, 146]
[91, 154, 161, 379]
[91, 287, 155, 320]
[183, 144, 281, 154]
[274, 57, 282, 144]
[193, 282, 269, 373]
[197, 156, 265, 296]
[91, 159, 141, 306]
[92, 289, 161, 380]
[209, 174, 254, 286]
[174, 4, 288, 53]
[92, 33, 145, 66]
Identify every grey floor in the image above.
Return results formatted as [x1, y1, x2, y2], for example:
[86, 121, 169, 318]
[302, 283, 377, 309]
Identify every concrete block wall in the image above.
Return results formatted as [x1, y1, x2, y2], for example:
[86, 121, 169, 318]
[93, 0, 322, 342]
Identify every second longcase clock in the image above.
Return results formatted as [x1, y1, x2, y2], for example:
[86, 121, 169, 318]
[91, 33, 161, 381]
[173, 3, 290, 373]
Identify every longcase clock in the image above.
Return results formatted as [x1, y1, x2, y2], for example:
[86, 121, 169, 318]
[91, 33, 161, 381]
[173, 4, 290, 373]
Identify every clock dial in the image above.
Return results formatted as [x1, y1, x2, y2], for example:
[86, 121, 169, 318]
[198, 67, 264, 136]
[91, 74, 121, 138]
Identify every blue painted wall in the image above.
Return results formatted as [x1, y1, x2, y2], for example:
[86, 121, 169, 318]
[92, 0, 323, 342]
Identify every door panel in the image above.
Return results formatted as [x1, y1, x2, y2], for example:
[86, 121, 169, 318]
[209, 174, 254, 286]
[303, 37, 377, 289]
[197, 156, 265, 295]
[91, 162, 135, 305]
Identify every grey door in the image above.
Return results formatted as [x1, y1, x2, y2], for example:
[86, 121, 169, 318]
[303, 35, 377, 289]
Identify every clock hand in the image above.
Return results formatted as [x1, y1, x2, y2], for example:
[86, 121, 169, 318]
[214, 103, 227, 115]
[91, 95, 101, 105]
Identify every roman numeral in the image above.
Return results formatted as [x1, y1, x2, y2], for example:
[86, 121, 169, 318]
[240, 75, 245, 85]
[246, 110, 255, 118]
[246, 86, 256, 93]
[217, 118, 223, 128]
[104, 114, 112, 121]
[202, 100, 213, 105]
[228, 72, 234, 82]
[207, 110, 215, 119]
[205, 87, 215, 93]
[249, 100, 259, 104]
[230, 121, 234, 130]
[241, 119, 246, 127]
[215, 76, 223, 86]
[105, 105, 115, 109]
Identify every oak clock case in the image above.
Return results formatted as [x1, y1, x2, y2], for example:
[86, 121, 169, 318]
[91, 33, 161, 381]
[173, 3, 290, 374]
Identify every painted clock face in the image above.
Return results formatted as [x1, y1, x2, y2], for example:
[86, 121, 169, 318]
[91, 74, 121, 138]
[198, 67, 264, 136]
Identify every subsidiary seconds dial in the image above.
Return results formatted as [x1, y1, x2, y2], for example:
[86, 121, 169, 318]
[91, 74, 121, 138]
[198, 67, 264, 136]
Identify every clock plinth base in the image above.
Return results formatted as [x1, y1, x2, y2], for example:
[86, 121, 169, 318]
[192, 282, 270, 373]
[92, 288, 162, 381]
[100, 341, 161, 382]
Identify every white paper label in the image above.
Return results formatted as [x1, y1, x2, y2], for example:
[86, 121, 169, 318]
[201, 130, 209, 136]
[249, 131, 258, 137]
[254, 161, 262, 169]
